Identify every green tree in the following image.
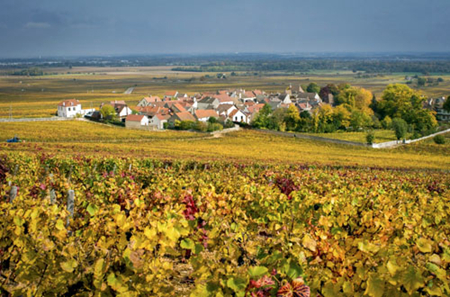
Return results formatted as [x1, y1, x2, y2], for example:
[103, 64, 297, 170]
[381, 116, 392, 129]
[392, 118, 408, 140]
[443, 96, 450, 112]
[350, 110, 373, 131]
[306, 82, 320, 94]
[100, 105, 117, 121]
[251, 104, 272, 128]
[417, 77, 426, 87]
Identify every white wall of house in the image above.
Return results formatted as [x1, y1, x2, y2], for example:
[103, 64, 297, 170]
[231, 110, 249, 124]
[58, 104, 82, 117]
[150, 117, 167, 130]
[126, 116, 149, 129]
[118, 107, 133, 118]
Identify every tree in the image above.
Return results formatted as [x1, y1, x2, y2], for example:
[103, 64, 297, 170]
[381, 116, 392, 129]
[392, 118, 408, 140]
[350, 110, 373, 131]
[306, 82, 320, 94]
[336, 86, 373, 115]
[252, 104, 272, 128]
[100, 105, 117, 121]
[417, 77, 426, 87]
[378, 84, 418, 119]
[332, 105, 351, 129]
[284, 104, 300, 131]
[444, 96, 450, 112]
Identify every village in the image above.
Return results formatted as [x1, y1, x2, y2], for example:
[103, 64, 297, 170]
[57, 83, 449, 133]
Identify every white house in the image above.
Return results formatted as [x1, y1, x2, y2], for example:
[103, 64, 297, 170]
[125, 114, 149, 129]
[137, 96, 161, 107]
[229, 109, 249, 124]
[150, 114, 170, 130]
[57, 99, 94, 118]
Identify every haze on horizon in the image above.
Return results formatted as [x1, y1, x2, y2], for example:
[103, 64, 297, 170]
[1, 0, 450, 59]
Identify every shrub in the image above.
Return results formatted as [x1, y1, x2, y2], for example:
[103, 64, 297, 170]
[366, 131, 375, 145]
[433, 135, 446, 144]
[207, 123, 223, 132]
[392, 118, 408, 140]
[193, 121, 208, 132]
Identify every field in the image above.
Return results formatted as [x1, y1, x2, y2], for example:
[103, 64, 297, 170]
[304, 130, 410, 144]
[0, 153, 449, 296]
[1, 66, 450, 118]
[1, 121, 450, 170]
[1, 66, 450, 296]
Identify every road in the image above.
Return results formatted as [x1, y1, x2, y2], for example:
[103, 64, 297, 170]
[124, 87, 134, 94]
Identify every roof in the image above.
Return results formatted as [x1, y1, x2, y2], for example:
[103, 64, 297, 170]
[214, 93, 235, 103]
[142, 96, 160, 103]
[137, 106, 169, 117]
[110, 100, 126, 106]
[172, 103, 187, 113]
[58, 99, 80, 107]
[195, 109, 218, 119]
[174, 111, 196, 122]
[155, 114, 170, 121]
[199, 97, 218, 104]
[217, 104, 235, 113]
[165, 91, 178, 97]
[126, 114, 146, 122]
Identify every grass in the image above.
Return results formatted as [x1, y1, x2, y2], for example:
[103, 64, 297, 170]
[304, 130, 410, 143]
[1, 122, 449, 170]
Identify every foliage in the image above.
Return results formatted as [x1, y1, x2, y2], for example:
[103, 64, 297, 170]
[100, 105, 117, 121]
[392, 117, 408, 140]
[381, 116, 392, 130]
[207, 123, 223, 132]
[378, 84, 437, 133]
[366, 130, 375, 145]
[434, 135, 446, 144]
[444, 96, 450, 113]
[0, 154, 449, 296]
[306, 83, 320, 94]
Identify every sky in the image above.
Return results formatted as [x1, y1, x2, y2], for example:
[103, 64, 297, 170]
[0, 0, 450, 58]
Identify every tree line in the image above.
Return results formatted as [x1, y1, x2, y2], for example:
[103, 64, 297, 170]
[252, 83, 439, 140]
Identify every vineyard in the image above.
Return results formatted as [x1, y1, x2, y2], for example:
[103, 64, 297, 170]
[0, 153, 449, 296]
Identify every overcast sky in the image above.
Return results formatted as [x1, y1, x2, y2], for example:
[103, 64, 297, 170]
[0, 0, 449, 58]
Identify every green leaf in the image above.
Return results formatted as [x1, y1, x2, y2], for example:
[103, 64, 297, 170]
[365, 274, 385, 297]
[283, 260, 303, 280]
[227, 277, 247, 294]
[402, 266, 424, 294]
[181, 238, 195, 250]
[248, 266, 268, 279]
[87, 203, 99, 216]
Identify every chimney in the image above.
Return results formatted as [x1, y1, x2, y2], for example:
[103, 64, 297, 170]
[63, 102, 65, 106]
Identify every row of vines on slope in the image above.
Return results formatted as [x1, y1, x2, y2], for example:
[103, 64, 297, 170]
[0, 154, 449, 296]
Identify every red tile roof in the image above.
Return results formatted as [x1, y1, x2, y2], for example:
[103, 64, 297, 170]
[126, 114, 146, 122]
[142, 96, 160, 103]
[165, 91, 178, 97]
[58, 99, 80, 107]
[174, 111, 196, 122]
[155, 114, 170, 121]
[214, 93, 234, 103]
[195, 109, 218, 119]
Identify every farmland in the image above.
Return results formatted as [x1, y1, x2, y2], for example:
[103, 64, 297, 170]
[0, 153, 449, 296]
[1, 66, 450, 119]
[1, 65, 450, 296]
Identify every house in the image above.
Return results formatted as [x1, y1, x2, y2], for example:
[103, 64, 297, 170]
[229, 109, 249, 124]
[198, 97, 220, 110]
[125, 114, 149, 129]
[214, 93, 236, 105]
[150, 114, 170, 130]
[217, 104, 237, 117]
[137, 106, 170, 117]
[113, 103, 133, 118]
[57, 99, 82, 117]
[169, 111, 196, 123]
[164, 91, 178, 100]
[297, 92, 321, 101]
[297, 102, 312, 113]
[57, 99, 95, 118]
[278, 93, 292, 104]
[195, 109, 219, 122]
[137, 96, 161, 107]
